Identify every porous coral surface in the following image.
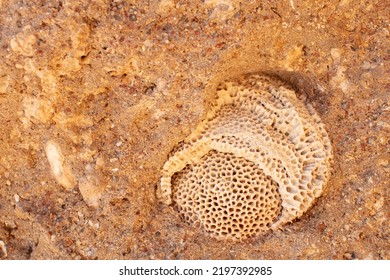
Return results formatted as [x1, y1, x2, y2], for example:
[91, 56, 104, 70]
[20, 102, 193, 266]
[0, 0, 388, 259]
[172, 150, 283, 241]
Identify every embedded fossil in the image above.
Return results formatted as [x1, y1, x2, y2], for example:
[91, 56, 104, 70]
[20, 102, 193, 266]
[157, 73, 332, 241]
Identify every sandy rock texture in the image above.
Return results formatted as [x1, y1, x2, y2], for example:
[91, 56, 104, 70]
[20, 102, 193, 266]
[0, 0, 388, 259]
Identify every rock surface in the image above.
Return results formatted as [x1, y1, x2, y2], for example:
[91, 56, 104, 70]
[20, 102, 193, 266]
[0, 0, 388, 259]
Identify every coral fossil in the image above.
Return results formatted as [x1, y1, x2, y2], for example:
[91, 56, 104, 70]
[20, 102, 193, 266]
[158, 74, 332, 241]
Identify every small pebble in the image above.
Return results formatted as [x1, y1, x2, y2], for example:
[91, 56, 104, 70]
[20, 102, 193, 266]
[343, 252, 356, 260]
[0, 241, 7, 258]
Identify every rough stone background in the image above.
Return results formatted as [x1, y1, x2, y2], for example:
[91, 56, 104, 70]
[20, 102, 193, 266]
[0, 0, 388, 259]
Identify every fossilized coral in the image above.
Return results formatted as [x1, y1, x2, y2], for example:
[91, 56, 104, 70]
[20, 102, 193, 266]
[158, 74, 332, 241]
